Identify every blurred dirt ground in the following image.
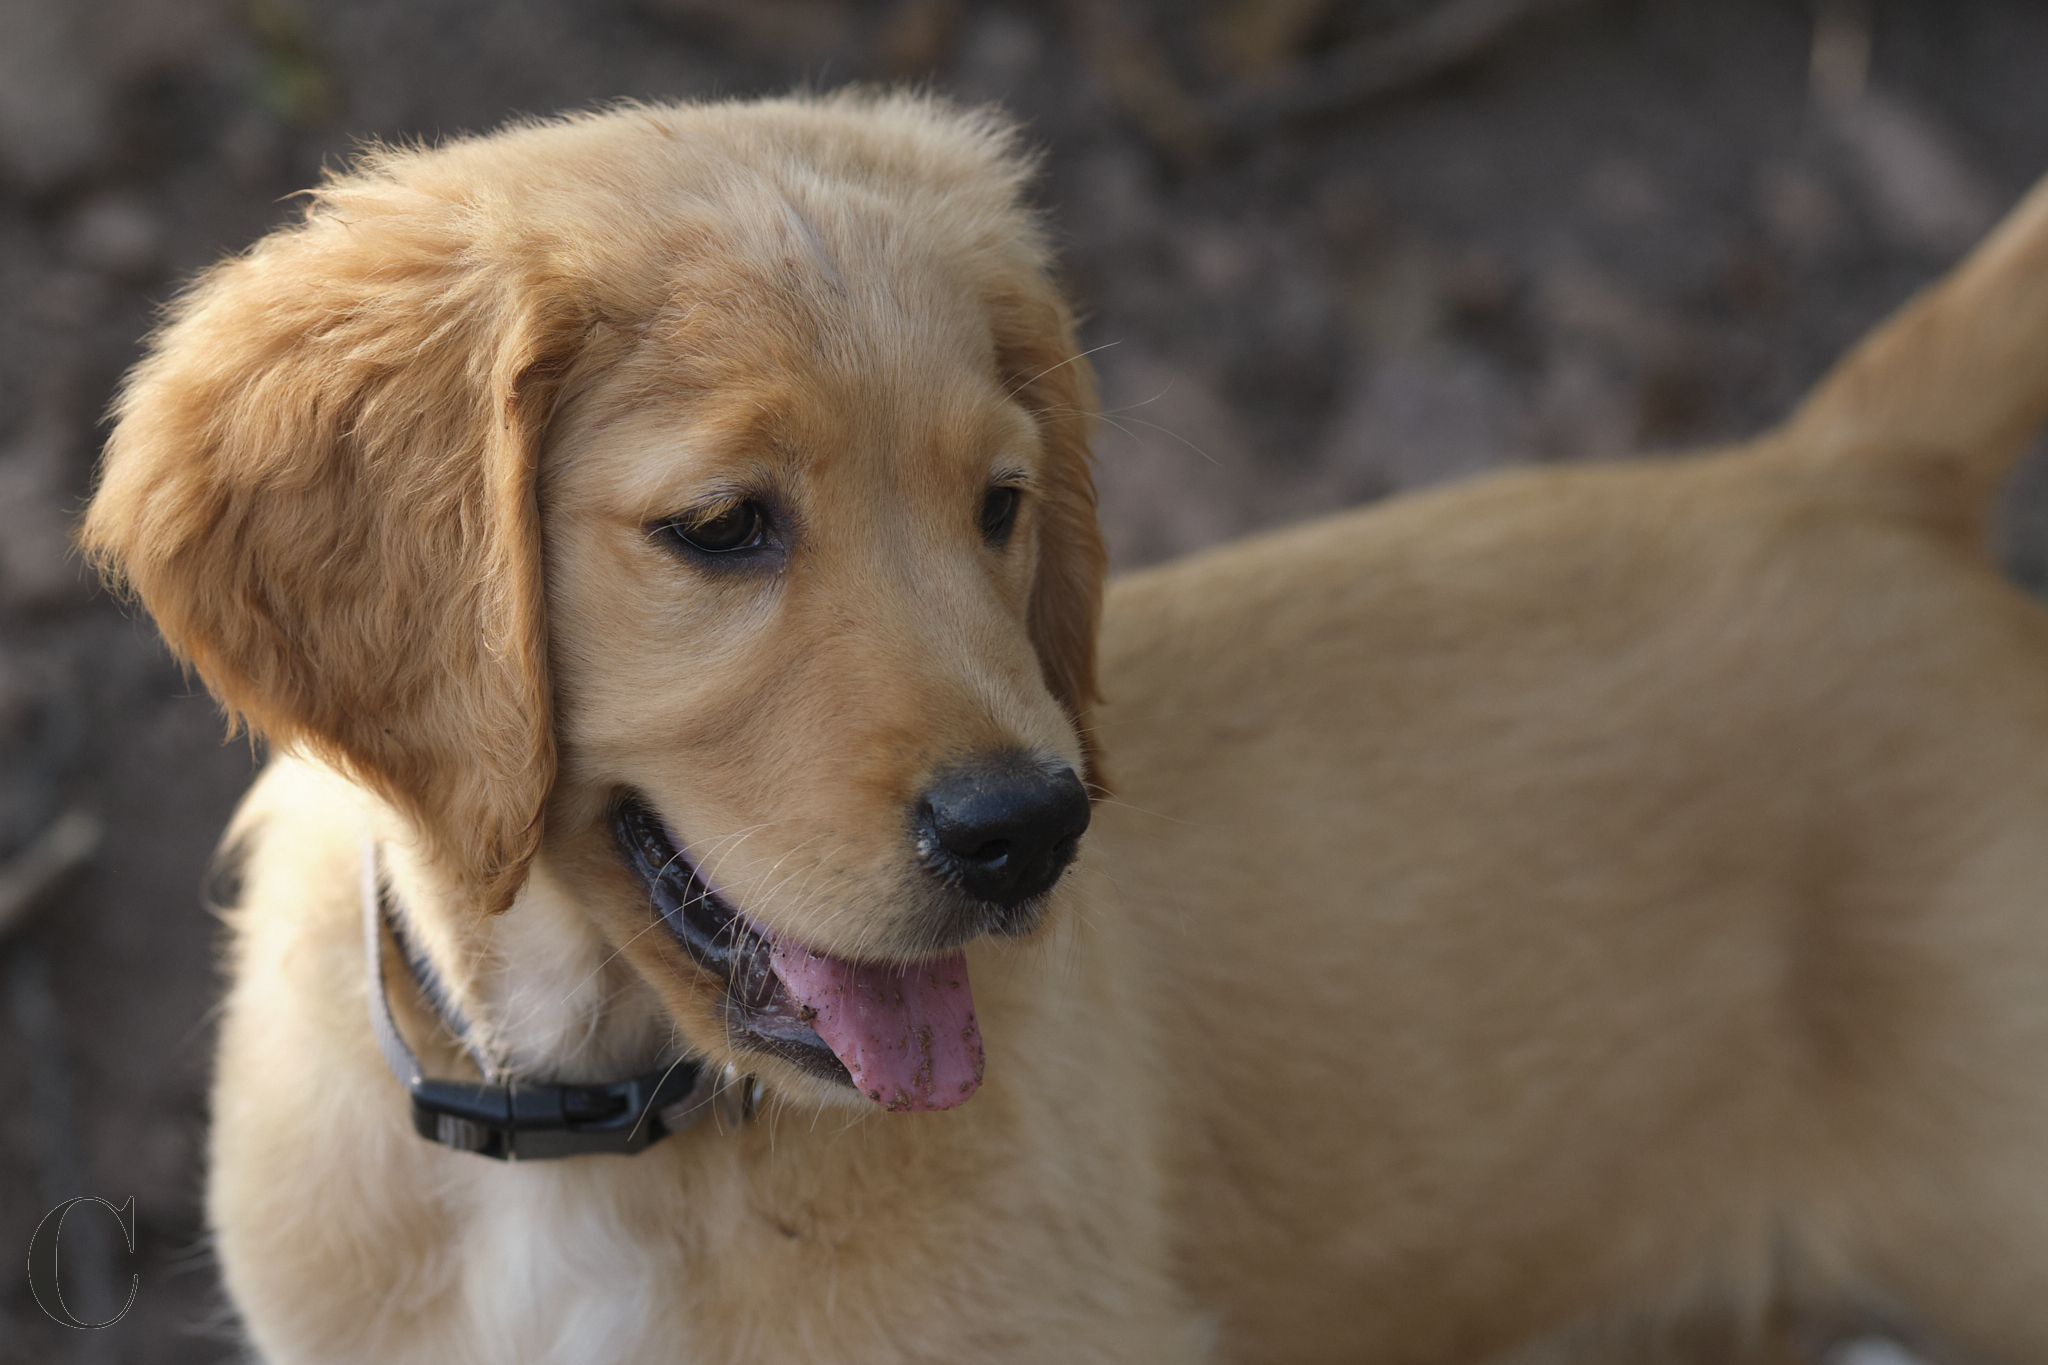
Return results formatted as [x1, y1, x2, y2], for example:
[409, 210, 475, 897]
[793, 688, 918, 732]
[1, 0, 2046, 1360]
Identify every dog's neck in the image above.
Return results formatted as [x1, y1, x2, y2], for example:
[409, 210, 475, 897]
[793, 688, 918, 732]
[376, 821, 674, 1084]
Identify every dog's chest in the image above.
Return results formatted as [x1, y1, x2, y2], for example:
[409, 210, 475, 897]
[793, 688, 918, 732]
[438, 1153, 861, 1365]
[455, 1176, 701, 1362]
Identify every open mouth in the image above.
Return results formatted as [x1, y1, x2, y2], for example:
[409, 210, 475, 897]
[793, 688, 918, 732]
[612, 796, 985, 1112]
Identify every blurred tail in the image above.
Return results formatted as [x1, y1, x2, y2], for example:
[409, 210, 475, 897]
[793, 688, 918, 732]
[1771, 171, 2048, 535]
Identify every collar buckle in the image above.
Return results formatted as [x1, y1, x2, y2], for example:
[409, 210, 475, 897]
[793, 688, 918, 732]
[409, 1063, 714, 1161]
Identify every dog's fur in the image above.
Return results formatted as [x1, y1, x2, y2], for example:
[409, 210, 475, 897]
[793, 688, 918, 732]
[81, 90, 2048, 1364]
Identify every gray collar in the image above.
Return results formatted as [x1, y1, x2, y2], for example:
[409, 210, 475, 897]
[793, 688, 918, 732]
[360, 833, 752, 1160]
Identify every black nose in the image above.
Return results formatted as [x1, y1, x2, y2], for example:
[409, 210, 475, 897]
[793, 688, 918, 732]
[915, 756, 1091, 907]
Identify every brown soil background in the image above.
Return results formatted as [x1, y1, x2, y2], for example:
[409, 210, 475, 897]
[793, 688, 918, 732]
[2, 0, 2046, 1359]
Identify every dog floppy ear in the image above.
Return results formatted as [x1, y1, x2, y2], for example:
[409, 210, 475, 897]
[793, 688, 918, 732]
[991, 279, 1108, 791]
[82, 168, 592, 916]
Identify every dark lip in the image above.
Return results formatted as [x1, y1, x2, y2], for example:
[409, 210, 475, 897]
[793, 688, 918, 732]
[611, 796, 851, 1086]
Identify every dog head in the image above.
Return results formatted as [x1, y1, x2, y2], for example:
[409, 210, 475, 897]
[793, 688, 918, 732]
[82, 94, 1104, 1110]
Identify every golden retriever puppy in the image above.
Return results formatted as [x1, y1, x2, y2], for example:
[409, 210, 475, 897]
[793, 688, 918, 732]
[86, 93, 1191, 1363]
[80, 86, 2048, 1363]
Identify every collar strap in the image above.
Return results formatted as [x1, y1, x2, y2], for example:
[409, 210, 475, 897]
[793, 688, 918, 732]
[360, 833, 738, 1160]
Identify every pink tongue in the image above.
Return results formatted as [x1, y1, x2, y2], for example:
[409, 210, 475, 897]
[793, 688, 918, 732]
[767, 942, 984, 1111]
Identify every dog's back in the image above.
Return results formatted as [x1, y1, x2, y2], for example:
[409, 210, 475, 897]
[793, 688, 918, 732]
[1096, 177, 2048, 1364]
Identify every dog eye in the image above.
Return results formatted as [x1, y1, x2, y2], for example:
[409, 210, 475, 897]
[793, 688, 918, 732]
[979, 485, 1021, 547]
[661, 501, 768, 556]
